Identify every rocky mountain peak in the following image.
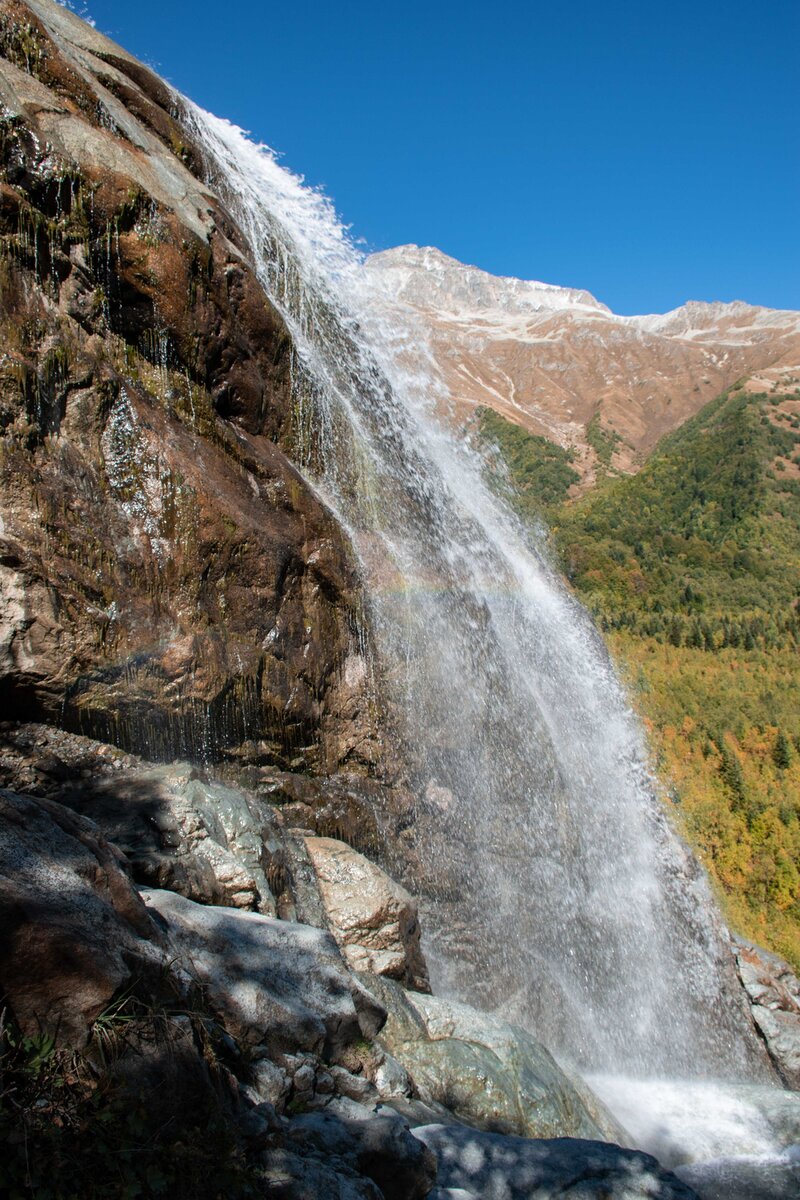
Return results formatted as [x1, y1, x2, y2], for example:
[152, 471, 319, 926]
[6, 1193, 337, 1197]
[629, 297, 800, 341]
[367, 243, 611, 321]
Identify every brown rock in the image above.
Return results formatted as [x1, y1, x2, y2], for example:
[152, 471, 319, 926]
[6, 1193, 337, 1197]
[0, 1, 385, 774]
[261, 767, 413, 851]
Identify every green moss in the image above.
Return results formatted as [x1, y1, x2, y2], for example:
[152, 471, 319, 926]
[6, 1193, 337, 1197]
[0, 14, 46, 78]
[169, 129, 193, 166]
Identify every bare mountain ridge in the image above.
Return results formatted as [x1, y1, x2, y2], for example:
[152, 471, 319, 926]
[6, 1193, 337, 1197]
[366, 245, 800, 487]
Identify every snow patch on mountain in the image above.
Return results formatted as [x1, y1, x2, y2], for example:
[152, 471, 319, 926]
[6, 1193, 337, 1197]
[367, 247, 800, 348]
[366, 245, 613, 322]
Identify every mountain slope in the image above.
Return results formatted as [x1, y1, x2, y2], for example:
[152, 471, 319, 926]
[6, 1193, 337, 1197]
[479, 385, 800, 967]
[368, 245, 800, 488]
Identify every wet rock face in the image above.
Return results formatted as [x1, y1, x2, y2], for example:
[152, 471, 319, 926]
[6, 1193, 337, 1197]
[734, 937, 800, 1090]
[0, 0, 382, 773]
[362, 974, 624, 1143]
[676, 1148, 800, 1200]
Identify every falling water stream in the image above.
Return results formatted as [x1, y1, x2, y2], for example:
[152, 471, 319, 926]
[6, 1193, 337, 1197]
[181, 101, 794, 1163]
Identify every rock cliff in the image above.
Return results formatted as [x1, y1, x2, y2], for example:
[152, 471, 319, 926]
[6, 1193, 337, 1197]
[0, 0, 381, 774]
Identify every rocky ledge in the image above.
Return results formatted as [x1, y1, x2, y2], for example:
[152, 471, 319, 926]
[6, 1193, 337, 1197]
[0, 720, 701, 1198]
[733, 937, 800, 1090]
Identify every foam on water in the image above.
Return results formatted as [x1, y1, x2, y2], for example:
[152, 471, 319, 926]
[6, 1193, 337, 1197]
[589, 1076, 800, 1166]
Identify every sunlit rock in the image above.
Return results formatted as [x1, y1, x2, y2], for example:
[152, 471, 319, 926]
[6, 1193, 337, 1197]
[734, 937, 800, 1090]
[140, 886, 385, 1056]
[305, 835, 430, 990]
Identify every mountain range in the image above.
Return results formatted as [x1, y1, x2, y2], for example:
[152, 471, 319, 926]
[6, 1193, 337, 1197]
[0, 4, 799, 1196]
[367, 244, 800, 488]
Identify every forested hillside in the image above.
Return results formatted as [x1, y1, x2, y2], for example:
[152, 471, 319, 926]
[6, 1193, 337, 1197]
[477, 385, 800, 968]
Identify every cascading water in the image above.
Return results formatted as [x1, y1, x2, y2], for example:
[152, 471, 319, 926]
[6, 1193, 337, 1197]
[179, 98, 786, 1150]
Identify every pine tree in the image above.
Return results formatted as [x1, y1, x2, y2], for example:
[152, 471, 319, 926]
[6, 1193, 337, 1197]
[720, 741, 747, 807]
[774, 730, 792, 770]
[668, 617, 683, 647]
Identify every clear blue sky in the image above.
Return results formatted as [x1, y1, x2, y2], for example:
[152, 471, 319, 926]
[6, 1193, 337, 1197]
[79, 0, 798, 315]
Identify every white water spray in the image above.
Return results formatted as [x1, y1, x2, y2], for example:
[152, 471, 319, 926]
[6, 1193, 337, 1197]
[181, 100, 777, 1106]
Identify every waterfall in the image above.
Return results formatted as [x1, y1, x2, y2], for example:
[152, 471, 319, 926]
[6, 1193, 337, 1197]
[181, 101, 769, 1085]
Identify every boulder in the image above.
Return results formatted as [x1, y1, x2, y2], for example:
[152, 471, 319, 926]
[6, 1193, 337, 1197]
[0, 788, 167, 1045]
[426, 1191, 477, 1200]
[362, 974, 624, 1142]
[733, 937, 800, 1089]
[414, 1124, 699, 1200]
[286, 1110, 437, 1200]
[248, 1056, 291, 1109]
[0, 723, 339, 923]
[116, 764, 285, 913]
[140, 887, 385, 1057]
[305, 836, 429, 990]
[257, 1147, 384, 1200]
[5, 735, 287, 914]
